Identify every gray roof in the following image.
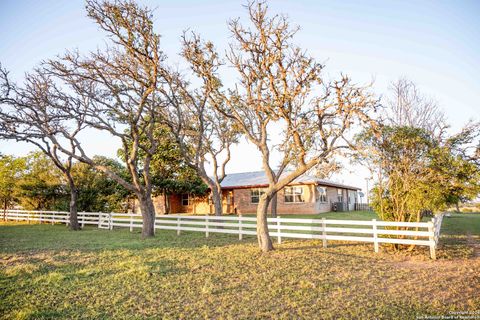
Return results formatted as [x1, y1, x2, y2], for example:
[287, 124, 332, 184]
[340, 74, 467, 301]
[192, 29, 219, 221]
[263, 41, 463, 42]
[220, 171, 360, 190]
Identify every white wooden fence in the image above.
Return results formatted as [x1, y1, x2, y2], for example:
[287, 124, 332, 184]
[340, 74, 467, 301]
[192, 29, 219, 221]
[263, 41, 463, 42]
[3, 210, 445, 259]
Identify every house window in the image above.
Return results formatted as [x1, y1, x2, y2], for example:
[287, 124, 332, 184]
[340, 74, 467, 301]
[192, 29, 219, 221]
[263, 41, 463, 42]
[285, 186, 304, 203]
[317, 186, 327, 203]
[181, 194, 190, 206]
[337, 189, 343, 203]
[250, 189, 265, 204]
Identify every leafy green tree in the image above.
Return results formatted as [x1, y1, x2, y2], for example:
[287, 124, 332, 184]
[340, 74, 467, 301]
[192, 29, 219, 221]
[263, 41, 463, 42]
[0, 154, 26, 219]
[71, 156, 132, 212]
[17, 152, 67, 211]
[358, 124, 480, 226]
[148, 126, 208, 206]
[357, 79, 480, 231]
[360, 126, 443, 223]
[433, 122, 480, 210]
[120, 125, 208, 213]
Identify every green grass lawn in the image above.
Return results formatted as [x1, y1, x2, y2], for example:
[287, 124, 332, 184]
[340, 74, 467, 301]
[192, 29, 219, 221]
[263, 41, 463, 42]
[1, 212, 479, 319]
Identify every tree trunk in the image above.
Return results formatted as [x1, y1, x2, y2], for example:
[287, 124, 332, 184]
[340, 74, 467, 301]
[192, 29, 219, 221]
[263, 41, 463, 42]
[270, 193, 278, 217]
[211, 186, 223, 216]
[138, 193, 156, 238]
[65, 173, 81, 231]
[256, 195, 274, 252]
[67, 182, 81, 231]
[455, 201, 460, 213]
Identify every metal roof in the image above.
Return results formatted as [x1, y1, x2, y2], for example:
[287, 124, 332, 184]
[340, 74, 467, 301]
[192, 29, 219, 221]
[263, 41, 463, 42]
[220, 171, 361, 190]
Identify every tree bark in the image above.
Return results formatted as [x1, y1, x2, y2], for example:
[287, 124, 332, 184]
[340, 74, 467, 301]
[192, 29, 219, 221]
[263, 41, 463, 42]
[256, 195, 274, 252]
[455, 201, 460, 213]
[199, 173, 224, 216]
[66, 176, 81, 231]
[270, 193, 278, 217]
[138, 193, 156, 238]
[211, 186, 223, 216]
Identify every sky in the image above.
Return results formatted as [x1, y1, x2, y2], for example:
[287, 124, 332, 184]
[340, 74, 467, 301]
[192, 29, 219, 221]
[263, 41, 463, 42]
[1, 0, 479, 196]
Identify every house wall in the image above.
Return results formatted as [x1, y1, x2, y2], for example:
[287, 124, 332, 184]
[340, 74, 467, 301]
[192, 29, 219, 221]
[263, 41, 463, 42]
[131, 194, 178, 215]
[233, 184, 318, 215]
[314, 186, 337, 213]
[169, 190, 235, 215]
[133, 185, 359, 215]
[347, 190, 357, 211]
[326, 187, 359, 211]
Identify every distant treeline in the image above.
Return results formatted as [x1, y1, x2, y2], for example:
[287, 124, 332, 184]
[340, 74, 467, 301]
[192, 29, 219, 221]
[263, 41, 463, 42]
[0, 152, 207, 212]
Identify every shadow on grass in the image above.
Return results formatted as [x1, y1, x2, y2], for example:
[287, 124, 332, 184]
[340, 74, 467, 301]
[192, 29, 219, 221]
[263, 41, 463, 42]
[0, 223, 257, 254]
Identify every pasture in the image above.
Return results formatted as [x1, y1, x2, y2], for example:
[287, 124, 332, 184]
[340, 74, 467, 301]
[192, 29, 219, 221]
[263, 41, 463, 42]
[1, 212, 479, 319]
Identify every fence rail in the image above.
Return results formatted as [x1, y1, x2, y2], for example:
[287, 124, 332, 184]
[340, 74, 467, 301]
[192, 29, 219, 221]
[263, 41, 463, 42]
[3, 210, 445, 259]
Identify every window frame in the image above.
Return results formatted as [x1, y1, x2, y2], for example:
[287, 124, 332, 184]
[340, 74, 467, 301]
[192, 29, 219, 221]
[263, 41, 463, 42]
[250, 188, 265, 204]
[337, 189, 343, 203]
[181, 194, 190, 206]
[317, 186, 327, 203]
[284, 186, 305, 203]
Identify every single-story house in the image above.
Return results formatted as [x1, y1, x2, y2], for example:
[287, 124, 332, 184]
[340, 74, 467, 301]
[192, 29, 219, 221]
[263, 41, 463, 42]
[135, 171, 361, 215]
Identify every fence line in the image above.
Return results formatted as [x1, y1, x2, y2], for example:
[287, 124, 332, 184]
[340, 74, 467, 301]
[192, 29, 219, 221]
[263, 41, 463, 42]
[3, 210, 445, 259]
[354, 203, 373, 211]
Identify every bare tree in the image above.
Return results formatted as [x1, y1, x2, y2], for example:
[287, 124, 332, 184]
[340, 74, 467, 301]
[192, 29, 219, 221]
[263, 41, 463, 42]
[185, 2, 378, 251]
[163, 33, 239, 216]
[0, 67, 85, 230]
[40, 0, 172, 237]
[386, 78, 448, 139]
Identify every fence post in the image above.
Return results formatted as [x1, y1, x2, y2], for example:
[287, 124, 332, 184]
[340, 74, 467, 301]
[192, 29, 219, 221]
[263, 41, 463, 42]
[428, 219, 436, 260]
[239, 214, 243, 240]
[177, 217, 181, 235]
[130, 215, 133, 232]
[81, 212, 85, 228]
[153, 215, 156, 235]
[205, 216, 209, 238]
[436, 214, 444, 246]
[52, 212, 55, 225]
[27, 212, 30, 224]
[277, 216, 281, 244]
[372, 219, 379, 253]
[322, 218, 327, 248]
[39, 212, 43, 224]
[109, 213, 113, 231]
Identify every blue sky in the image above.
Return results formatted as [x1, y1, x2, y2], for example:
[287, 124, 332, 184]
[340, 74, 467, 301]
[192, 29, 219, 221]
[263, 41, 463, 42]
[1, 0, 479, 192]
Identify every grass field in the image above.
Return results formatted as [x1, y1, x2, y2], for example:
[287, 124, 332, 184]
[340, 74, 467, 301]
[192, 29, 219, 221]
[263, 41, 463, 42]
[1, 212, 479, 319]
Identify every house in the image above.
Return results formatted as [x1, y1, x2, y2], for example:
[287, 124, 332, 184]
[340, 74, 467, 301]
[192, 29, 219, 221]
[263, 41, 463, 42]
[140, 171, 361, 215]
